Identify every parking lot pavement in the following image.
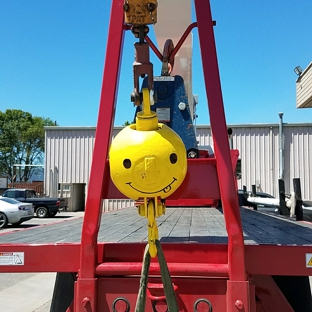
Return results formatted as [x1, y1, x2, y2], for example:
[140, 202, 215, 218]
[0, 211, 84, 312]
[0, 210, 85, 235]
[0, 272, 55, 312]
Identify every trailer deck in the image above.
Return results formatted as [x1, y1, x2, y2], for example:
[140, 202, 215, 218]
[1, 209, 312, 311]
[1, 207, 312, 256]
[1, 207, 312, 245]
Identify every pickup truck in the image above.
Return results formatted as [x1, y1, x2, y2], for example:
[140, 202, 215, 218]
[1, 188, 67, 218]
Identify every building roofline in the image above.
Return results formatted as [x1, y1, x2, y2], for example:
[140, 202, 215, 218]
[196, 122, 312, 128]
[45, 123, 312, 131]
[44, 126, 97, 130]
[296, 61, 312, 83]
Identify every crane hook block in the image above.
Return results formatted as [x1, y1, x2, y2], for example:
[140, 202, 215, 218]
[109, 88, 187, 256]
[109, 88, 187, 201]
[123, 0, 158, 25]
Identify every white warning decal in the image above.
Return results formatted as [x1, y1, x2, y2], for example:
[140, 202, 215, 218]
[0, 252, 24, 265]
[306, 253, 312, 268]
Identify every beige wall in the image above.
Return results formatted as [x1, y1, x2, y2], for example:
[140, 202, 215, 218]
[45, 123, 312, 201]
[296, 62, 312, 108]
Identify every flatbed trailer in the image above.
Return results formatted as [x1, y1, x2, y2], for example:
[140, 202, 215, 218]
[1, 0, 312, 311]
[0, 207, 312, 311]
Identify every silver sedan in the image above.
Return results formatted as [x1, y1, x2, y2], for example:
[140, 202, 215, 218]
[0, 197, 34, 228]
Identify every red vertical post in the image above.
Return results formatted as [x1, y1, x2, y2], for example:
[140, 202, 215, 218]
[75, 0, 125, 311]
[193, 2, 251, 310]
[194, 0, 251, 310]
[194, 0, 246, 281]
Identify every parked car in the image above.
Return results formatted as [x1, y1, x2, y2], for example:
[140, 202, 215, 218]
[238, 189, 312, 221]
[1, 189, 66, 218]
[302, 201, 312, 222]
[0, 197, 34, 228]
[247, 191, 280, 212]
[238, 190, 279, 212]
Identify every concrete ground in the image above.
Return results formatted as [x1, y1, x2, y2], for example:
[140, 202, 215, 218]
[0, 272, 55, 312]
[0, 211, 84, 312]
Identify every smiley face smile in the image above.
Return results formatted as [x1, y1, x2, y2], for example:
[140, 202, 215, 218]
[126, 177, 177, 195]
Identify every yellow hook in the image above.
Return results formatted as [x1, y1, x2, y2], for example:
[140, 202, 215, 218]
[147, 199, 159, 258]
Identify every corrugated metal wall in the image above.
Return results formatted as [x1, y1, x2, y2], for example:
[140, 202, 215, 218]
[45, 127, 96, 197]
[285, 125, 312, 200]
[196, 124, 312, 199]
[45, 123, 312, 208]
[102, 199, 135, 212]
[196, 125, 279, 196]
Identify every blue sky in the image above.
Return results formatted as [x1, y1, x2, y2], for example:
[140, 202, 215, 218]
[1, 1, 312, 127]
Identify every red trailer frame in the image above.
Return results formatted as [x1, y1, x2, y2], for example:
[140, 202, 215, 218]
[75, 1, 247, 309]
[0, 1, 312, 311]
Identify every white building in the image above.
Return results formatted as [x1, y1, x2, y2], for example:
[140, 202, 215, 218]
[45, 123, 312, 208]
[296, 62, 312, 108]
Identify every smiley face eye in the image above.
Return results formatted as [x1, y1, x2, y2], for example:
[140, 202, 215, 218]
[170, 153, 177, 164]
[123, 159, 131, 169]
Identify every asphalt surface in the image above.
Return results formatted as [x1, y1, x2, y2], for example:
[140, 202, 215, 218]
[0, 211, 84, 312]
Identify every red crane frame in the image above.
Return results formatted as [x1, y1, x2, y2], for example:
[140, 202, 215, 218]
[1, 1, 311, 311]
[75, 0, 247, 310]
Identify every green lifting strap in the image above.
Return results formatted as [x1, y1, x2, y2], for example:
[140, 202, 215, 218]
[135, 240, 179, 312]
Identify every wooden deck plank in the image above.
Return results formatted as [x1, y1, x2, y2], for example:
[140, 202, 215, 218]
[0, 207, 311, 245]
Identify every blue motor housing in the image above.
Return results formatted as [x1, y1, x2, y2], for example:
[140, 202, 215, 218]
[136, 75, 199, 158]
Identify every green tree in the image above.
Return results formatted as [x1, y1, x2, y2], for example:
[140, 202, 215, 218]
[0, 109, 56, 182]
[122, 120, 131, 126]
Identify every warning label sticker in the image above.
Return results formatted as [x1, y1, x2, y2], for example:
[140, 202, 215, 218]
[306, 253, 312, 268]
[0, 252, 24, 265]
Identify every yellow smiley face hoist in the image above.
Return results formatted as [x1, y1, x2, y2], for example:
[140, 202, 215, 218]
[109, 88, 187, 257]
[109, 1, 188, 260]
[109, 2, 187, 309]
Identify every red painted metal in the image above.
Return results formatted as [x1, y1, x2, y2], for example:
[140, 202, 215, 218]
[194, 0, 246, 285]
[245, 244, 312, 276]
[96, 262, 229, 277]
[147, 283, 178, 301]
[97, 277, 229, 312]
[75, 0, 125, 310]
[145, 22, 198, 65]
[145, 35, 163, 62]
[0, 243, 311, 278]
[167, 158, 220, 200]
[0, 244, 80, 272]
[105, 149, 239, 204]
[226, 280, 251, 311]
[0, 1, 310, 311]
[165, 198, 218, 207]
[251, 275, 294, 311]
[105, 158, 220, 200]
[169, 22, 198, 63]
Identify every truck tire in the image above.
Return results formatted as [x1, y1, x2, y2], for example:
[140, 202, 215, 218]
[36, 207, 48, 218]
[0, 212, 8, 228]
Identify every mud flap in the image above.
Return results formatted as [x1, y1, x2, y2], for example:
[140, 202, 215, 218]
[273, 275, 312, 312]
[50, 272, 76, 312]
